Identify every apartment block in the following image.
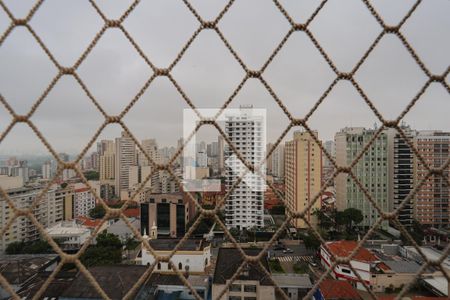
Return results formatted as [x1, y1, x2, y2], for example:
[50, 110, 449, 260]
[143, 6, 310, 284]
[387, 125, 417, 228]
[414, 131, 450, 228]
[285, 131, 322, 229]
[224, 107, 265, 229]
[115, 132, 136, 196]
[0, 185, 71, 253]
[335, 127, 389, 229]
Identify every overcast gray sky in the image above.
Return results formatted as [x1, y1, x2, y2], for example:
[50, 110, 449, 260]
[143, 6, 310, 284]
[0, 0, 449, 156]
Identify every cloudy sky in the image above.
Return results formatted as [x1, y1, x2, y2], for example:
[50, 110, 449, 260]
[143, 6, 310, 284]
[0, 0, 449, 156]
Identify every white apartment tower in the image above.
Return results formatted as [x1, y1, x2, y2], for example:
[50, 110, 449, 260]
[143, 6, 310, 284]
[115, 132, 136, 196]
[225, 107, 265, 230]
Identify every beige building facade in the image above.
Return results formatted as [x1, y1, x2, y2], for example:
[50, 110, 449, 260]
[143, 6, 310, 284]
[285, 131, 322, 229]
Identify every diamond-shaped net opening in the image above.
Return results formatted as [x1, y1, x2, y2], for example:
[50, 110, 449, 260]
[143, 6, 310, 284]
[1, 0, 449, 299]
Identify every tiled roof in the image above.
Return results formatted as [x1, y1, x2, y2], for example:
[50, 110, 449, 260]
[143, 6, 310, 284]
[319, 279, 361, 300]
[123, 208, 140, 218]
[325, 241, 378, 262]
[76, 216, 102, 228]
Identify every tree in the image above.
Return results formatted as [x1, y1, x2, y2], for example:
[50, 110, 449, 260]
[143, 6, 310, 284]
[401, 219, 424, 246]
[6, 240, 53, 255]
[89, 205, 106, 219]
[299, 231, 321, 251]
[81, 232, 122, 267]
[344, 208, 363, 228]
[270, 205, 285, 215]
[84, 171, 99, 181]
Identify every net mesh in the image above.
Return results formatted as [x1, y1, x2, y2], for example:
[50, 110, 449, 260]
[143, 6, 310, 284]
[0, 0, 449, 299]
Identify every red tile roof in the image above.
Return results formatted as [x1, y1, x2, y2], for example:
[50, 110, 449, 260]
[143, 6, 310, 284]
[325, 241, 378, 262]
[319, 279, 361, 300]
[76, 216, 102, 228]
[123, 208, 140, 218]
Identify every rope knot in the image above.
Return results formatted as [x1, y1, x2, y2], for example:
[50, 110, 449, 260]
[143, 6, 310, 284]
[384, 26, 398, 34]
[247, 70, 261, 78]
[60, 67, 74, 75]
[430, 74, 443, 82]
[105, 19, 120, 27]
[338, 72, 352, 80]
[293, 23, 305, 31]
[202, 21, 215, 29]
[13, 19, 27, 26]
[155, 68, 169, 76]
[15, 115, 28, 122]
[383, 120, 397, 128]
[107, 116, 121, 123]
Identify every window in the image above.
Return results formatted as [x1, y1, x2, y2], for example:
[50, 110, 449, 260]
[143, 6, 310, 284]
[178, 262, 183, 270]
[157, 262, 161, 270]
[341, 268, 351, 274]
[244, 285, 257, 293]
[229, 297, 241, 300]
[229, 284, 241, 292]
[244, 298, 256, 300]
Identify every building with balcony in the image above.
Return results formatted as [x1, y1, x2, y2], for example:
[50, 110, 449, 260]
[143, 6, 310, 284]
[224, 107, 265, 229]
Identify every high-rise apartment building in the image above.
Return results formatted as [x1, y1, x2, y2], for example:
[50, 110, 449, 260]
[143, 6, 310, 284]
[115, 132, 136, 196]
[414, 131, 450, 229]
[140, 139, 159, 166]
[271, 143, 285, 179]
[42, 161, 52, 180]
[218, 135, 224, 175]
[285, 131, 322, 229]
[335, 127, 389, 229]
[0, 185, 71, 253]
[224, 107, 265, 230]
[387, 125, 417, 228]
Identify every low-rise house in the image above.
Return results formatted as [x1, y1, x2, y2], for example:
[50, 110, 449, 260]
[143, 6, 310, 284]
[313, 279, 361, 300]
[320, 241, 377, 290]
[0, 254, 59, 299]
[106, 217, 140, 243]
[60, 265, 147, 300]
[135, 273, 210, 300]
[212, 248, 275, 300]
[272, 273, 313, 300]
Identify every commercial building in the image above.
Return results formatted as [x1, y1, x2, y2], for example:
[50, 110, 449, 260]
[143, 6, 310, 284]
[285, 131, 322, 229]
[212, 247, 275, 300]
[335, 127, 389, 229]
[140, 193, 193, 238]
[225, 107, 265, 229]
[115, 132, 136, 196]
[414, 131, 450, 229]
[140, 232, 211, 274]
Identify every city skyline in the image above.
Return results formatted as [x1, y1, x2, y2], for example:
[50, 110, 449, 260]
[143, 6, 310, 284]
[0, 1, 449, 154]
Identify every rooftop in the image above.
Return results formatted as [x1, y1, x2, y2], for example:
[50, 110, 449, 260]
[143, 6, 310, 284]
[46, 221, 90, 236]
[0, 254, 58, 285]
[382, 260, 421, 274]
[213, 248, 272, 286]
[61, 265, 147, 300]
[319, 279, 361, 300]
[148, 239, 208, 251]
[324, 241, 378, 262]
[271, 273, 312, 288]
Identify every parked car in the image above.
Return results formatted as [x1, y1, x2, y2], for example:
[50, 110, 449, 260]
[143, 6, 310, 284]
[309, 261, 318, 267]
[274, 245, 286, 251]
[283, 248, 294, 254]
